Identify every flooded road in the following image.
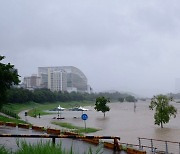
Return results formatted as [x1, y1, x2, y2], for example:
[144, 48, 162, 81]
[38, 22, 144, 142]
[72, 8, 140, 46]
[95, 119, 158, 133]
[49, 100, 180, 145]
[16, 100, 180, 153]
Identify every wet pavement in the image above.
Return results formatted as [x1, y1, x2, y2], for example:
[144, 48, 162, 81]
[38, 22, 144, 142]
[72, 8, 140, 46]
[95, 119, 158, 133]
[0, 109, 124, 153]
[0, 126, 117, 153]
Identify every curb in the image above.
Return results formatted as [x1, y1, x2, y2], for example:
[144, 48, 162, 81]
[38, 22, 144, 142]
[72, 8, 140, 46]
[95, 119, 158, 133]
[5, 122, 16, 127]
[32, 125, 44, 131]
[47, 128, 60, 135]
[18, 123, 30, 129]
[0, 121, 5, 125]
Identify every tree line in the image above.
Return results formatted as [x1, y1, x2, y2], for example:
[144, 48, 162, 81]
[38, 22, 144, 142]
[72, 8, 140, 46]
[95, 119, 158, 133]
[6, 88, 136, 104]
[118, 95, 137, 102]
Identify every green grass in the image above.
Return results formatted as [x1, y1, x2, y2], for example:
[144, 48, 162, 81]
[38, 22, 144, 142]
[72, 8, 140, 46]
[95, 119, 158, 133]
[0, 140, 104, 154]
[0, 108, 20, 119]
[3, 101, 94, 117]
[2, 102, 37, 114]
[27, 108, 52, 117]
[52, 121, 100, 134]
[0, 145, 9, 154]
[16, 140, 69, 154]
[0, 115, 28, 124]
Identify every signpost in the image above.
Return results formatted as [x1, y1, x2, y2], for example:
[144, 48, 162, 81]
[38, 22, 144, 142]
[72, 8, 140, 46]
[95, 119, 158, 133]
[81, 114, 88, 131]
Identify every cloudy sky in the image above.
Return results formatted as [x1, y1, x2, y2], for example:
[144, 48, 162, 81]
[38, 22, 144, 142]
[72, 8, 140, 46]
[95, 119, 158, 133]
[1, 0, 180, 97]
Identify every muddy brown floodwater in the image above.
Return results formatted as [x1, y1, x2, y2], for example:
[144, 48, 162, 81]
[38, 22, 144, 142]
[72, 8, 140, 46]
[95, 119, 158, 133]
[18, 100, 180, 153]
[52, 100, 180, 145]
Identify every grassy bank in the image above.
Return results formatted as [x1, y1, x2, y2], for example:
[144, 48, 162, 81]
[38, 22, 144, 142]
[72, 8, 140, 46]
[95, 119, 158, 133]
[52, 121, 100, 134]
[2, 102, 39, 114]
[0, 115, 28, 124]
[3, 101, 94, 117]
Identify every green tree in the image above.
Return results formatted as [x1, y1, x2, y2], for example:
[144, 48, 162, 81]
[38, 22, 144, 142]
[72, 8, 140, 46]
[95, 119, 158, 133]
[125, 95, 137, 102]
[0, 55, 20, 108]
[94, 96, 110, 117]
[118, 97, 124, 102]
[149, 95, 177, 128]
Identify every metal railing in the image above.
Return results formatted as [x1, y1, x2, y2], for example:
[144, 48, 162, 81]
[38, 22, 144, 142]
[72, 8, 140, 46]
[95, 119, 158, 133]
[119, 142, 157, 153]
[0, 134, 120, 151]
[139, 137, 180, 154]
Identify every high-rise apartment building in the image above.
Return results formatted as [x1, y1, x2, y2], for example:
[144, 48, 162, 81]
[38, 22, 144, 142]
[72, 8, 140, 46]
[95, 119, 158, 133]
[38, 66, 89, 93]
[48, 69, 67, 92]
[23, 74, 40, 90]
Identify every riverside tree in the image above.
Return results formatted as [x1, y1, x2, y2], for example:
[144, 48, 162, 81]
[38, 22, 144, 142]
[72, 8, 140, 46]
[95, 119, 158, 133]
[149, 94, 177, 128]
[0, 55, 20, 108]
[94, 96, 110, 117]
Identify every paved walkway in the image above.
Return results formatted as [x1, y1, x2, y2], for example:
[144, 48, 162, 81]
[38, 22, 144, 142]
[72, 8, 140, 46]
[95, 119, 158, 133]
[0, 112, 16, 119]
[1, 111, 120, 154]
[18, 110, 61, 129]
[0, 125, 116, 154]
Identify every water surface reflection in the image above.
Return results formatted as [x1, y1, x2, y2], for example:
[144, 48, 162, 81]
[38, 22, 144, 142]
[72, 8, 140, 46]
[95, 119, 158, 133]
[61, 101, 180, 144]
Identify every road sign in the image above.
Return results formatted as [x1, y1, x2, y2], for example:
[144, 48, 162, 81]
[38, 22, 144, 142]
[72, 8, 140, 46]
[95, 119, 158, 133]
[81, 114, 88, 120]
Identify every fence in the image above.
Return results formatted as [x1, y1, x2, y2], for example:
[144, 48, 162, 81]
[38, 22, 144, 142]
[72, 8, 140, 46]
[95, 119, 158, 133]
[119, 142, 157, 154]
[0, 134, 120, 151]
[138, 137, 180, 154]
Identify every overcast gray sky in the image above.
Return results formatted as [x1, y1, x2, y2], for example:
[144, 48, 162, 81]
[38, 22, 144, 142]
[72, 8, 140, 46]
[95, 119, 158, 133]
[1, 0, 180, 97]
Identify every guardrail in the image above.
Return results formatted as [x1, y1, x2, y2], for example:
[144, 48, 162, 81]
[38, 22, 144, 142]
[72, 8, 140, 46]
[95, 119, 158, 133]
[138, 137, 180, 154]
[119, 142, 155, 154]
[0, 134, 121, 151]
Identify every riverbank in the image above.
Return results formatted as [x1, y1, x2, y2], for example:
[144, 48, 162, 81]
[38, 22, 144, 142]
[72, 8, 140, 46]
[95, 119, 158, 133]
[3, 101, 94, 116]
[0, 101, 99, 133]
[4, 100, 180, 145]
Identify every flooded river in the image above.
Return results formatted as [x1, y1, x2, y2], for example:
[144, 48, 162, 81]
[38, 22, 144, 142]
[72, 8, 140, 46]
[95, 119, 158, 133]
[54, 100, 180, 145]
[14, 100, 180, 153]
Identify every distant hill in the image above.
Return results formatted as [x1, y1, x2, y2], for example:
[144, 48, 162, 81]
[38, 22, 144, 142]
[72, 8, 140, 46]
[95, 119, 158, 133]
[167, 93, 180, 99]
[101, 90, 137, 97]
[97, 90, 137, 102]
[101, 90, 119, 93]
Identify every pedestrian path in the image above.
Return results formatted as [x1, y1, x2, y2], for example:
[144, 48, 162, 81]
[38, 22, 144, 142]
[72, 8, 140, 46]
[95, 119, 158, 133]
[0, 125, 116, 154]
[18, 110, 61, 129]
